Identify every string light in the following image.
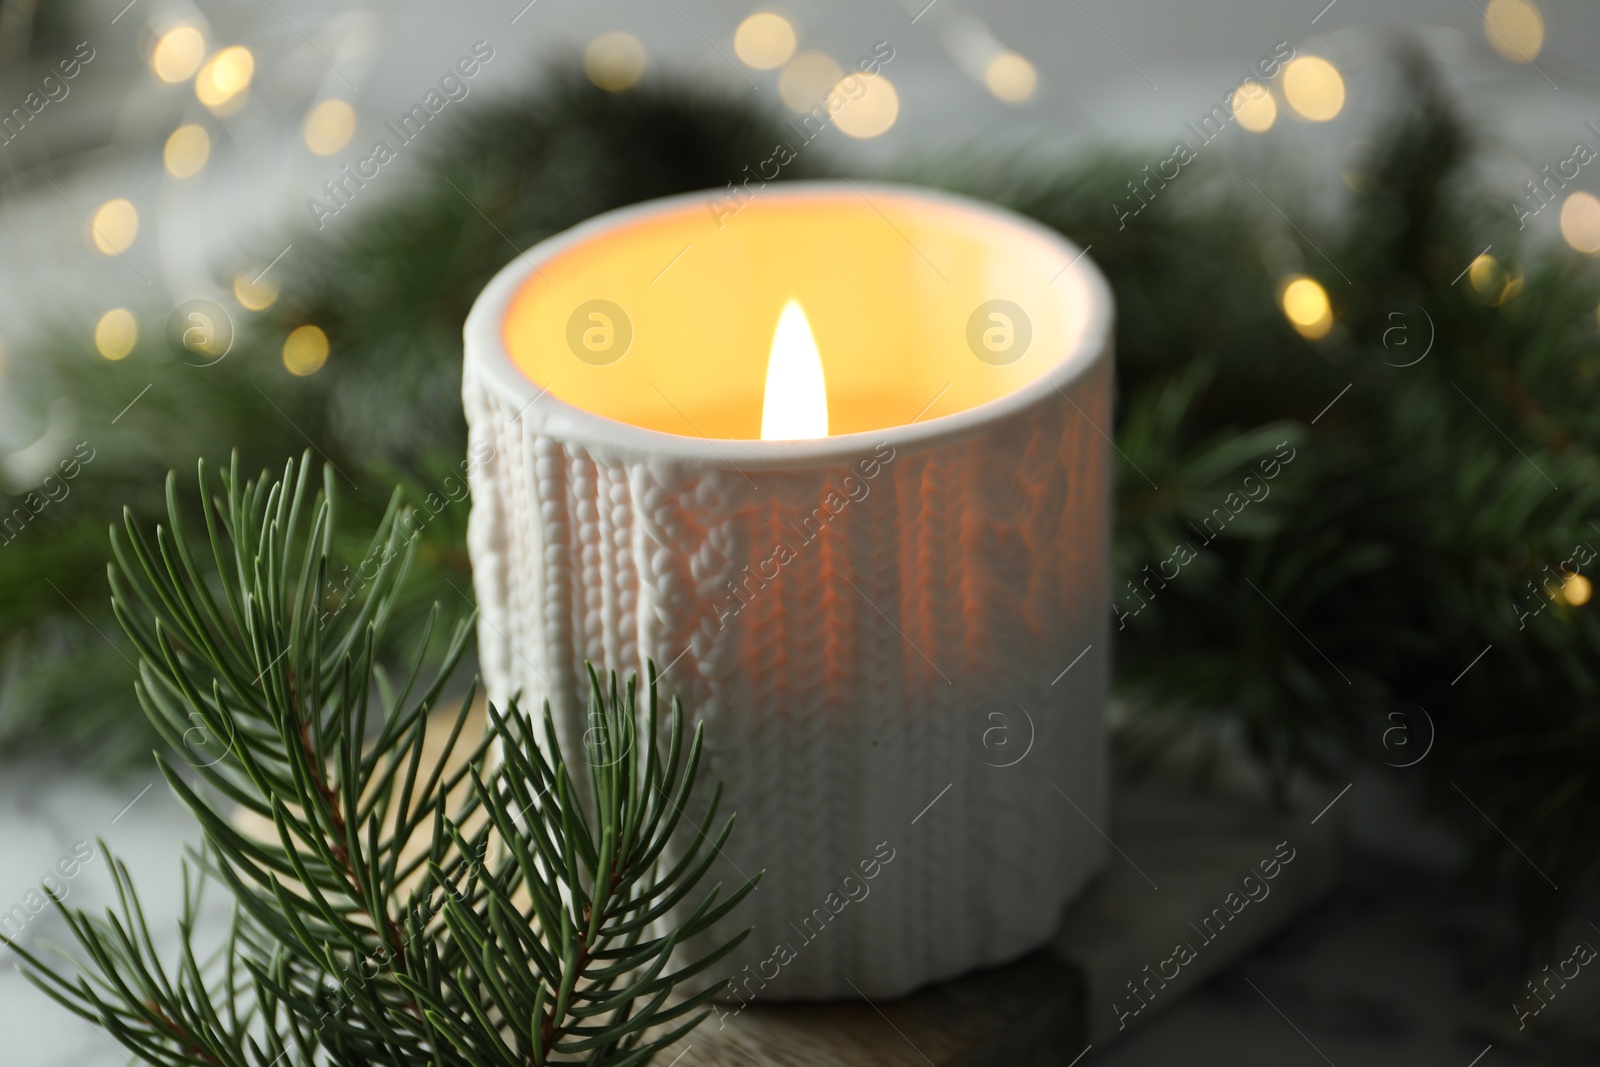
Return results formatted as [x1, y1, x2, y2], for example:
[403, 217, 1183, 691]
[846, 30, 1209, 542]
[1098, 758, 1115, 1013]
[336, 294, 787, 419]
[583, 33, 647, 91]
[233, 271, 280, 311]
[1560, 191, 1600, 254]
[196, 46, 254, 113]
[90, 199, 138, 255]
[1465, 255, 1521, 306]
[283, 325, 329, 376]
[984, 53, 1037, 103]
[1496, 264, 1524, 305]
[734, 13, 797, 70]
[1340, 140, 1376, 192]
[1232, 83, 1277, 133]
[779, 52, 842, 112]
[151, 26, 205, 83]
[1279, 275, 1333, 339]
[164, 124, 210, 178]
[832, 74, 899, 139]
[1468, 253, 1506, 296]
[304, 99, 356, 156]
[1282, 56, 1344, 122]
[1484, 0, 1544, 61]
[95, 309, 137, 360]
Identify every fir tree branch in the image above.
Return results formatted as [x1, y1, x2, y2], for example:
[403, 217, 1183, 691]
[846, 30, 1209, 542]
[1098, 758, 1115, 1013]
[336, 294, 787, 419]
[2, 454, 756, 1065]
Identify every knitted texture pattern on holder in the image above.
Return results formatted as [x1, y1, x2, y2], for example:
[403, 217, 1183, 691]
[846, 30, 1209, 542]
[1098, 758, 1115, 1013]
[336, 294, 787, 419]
[463, 353, 1113, 999]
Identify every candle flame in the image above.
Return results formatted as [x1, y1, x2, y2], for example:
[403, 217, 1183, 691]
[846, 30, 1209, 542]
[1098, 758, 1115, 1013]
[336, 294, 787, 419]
[760, 299, 829, 440]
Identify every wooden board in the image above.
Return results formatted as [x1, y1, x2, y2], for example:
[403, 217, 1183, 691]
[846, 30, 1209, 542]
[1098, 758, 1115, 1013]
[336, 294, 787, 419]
[658, 951, 1082, 1067]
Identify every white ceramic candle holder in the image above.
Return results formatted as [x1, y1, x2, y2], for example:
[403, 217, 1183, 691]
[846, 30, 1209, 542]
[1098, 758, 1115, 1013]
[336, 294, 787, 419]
[462, 182, 1114, 1000]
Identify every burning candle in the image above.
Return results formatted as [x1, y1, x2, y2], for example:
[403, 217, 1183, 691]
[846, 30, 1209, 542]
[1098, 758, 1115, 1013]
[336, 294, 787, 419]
[463, 181, 1113, 998]
[760, 300, 828, 441]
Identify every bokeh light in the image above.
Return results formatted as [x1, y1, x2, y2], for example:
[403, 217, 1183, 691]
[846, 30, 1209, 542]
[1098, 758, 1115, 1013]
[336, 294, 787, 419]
[196, 46, 254, 111]
[233, 271, 280, 311]
[779, 51, 843, 111]
[283, 325, 329, 376]
[584, 33, 647, 91]
[151, 25, 205, 83]
[90, 198, 138, 255]
[832, 74, 899, 138]
[95, 309, 137, 361]
[1280, 275, 1333, 339]
[984, 53, 1038, 103]
[1560, 191, 1600, 254]
[1282, 56, 1345, 122]
[1340, 140, 1376, 192]
[1468, 253, 1506, 296]
[1484, 0, 1545, 61]
[1563, 573, 1593, 607]
[304, 99, 356, 156]
[1232, 83, 1276, 132]
[1496, 264, 1524, 305]
[734, 13, 797, 70]
[163, 124, 210, 178]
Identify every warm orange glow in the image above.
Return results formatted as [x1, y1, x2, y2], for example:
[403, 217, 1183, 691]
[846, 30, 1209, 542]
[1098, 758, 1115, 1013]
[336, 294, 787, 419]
[501, 193, 1092, 440]
[761, 300, 828, 440]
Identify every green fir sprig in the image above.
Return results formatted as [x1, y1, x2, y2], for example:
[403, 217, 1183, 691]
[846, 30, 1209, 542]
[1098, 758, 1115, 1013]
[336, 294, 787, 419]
[3, 454, 756, 1065]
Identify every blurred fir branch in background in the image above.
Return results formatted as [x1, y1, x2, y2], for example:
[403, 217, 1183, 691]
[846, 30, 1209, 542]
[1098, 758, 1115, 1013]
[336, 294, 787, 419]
[2, 53, 1598, 924]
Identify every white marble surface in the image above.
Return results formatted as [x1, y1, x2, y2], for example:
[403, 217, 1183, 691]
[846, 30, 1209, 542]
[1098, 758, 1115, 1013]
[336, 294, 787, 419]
[0, 759, 219, 1067]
